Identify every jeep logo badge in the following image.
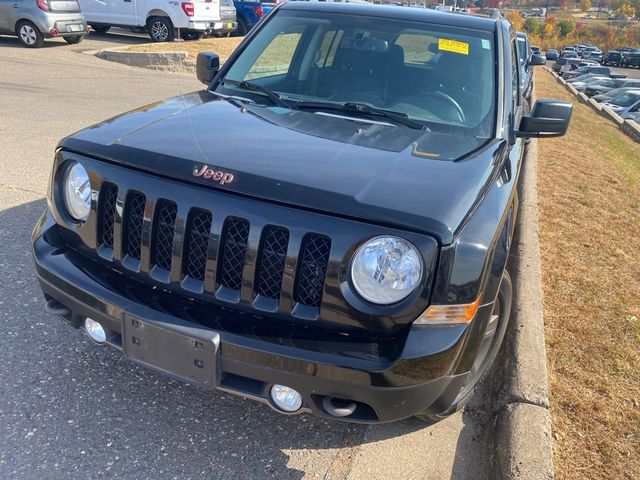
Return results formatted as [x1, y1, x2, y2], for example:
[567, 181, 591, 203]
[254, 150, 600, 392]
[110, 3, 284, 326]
[192, 165, 235, 185]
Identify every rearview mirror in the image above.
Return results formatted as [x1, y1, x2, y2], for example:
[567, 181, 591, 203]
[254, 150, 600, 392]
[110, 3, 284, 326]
[527, 53, 547, 67]
[196, 52, 220, 86]
[516, 99, 573, 138]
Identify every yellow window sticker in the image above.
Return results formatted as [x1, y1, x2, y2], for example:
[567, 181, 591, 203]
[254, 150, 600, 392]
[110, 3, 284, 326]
[438, 38, 469, 55]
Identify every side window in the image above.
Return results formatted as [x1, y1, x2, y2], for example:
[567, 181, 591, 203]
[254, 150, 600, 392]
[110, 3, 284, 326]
[315, 30, 344, 68]
[511, 40, 520, 106]
[245, 31, 303, 80]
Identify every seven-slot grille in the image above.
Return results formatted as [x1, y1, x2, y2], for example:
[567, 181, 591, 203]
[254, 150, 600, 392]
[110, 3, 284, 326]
[95, 191, 331, 312]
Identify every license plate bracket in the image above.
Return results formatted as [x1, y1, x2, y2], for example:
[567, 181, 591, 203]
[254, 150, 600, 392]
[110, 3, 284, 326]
[68, 24, 83, 32]
[123, 315, 219, 388]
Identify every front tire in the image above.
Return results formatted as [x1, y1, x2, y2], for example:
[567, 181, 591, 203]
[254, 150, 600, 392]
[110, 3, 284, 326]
[415, 270, 513, 424]
[17, 20, 44, 48]
[63, 35, 83, 45]
[147, 16, 175, 42]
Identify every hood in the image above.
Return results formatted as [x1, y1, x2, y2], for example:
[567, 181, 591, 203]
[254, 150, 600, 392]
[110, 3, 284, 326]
[59, 91, 505, 245]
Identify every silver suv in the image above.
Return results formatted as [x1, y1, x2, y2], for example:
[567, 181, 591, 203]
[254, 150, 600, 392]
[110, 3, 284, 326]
[0, 0, 87, 48]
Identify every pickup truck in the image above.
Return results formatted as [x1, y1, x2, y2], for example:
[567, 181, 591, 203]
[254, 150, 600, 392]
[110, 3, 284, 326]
[233, 0, 273, 36]
[33, 2, 571, 424]
[79, 0, 237, 41]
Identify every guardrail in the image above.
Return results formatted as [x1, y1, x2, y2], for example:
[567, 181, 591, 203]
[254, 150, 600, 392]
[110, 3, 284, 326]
[545, 67, 640, 143]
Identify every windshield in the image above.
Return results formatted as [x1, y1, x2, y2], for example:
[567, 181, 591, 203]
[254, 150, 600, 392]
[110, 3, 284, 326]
[610, 92, 640, 107]
[219, 10, 496, 136]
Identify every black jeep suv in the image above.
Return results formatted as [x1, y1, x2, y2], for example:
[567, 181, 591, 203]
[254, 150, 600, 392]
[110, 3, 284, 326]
[32, 3, 571, 424]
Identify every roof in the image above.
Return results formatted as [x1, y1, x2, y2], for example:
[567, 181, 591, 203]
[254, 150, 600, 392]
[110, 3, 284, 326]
[280, 2, 499, 32]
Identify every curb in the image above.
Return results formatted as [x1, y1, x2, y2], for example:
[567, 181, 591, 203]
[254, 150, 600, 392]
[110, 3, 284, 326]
[95, 45, 285, 75]
[96, 45, 195, 72]
[490, 139, 554, 480]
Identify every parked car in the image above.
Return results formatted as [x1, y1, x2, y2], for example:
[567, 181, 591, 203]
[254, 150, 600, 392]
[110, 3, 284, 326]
[557, 58, 587, 77]
[602, 50, 623, 67]
[563, 64, 608, 79]
[601, 90, 640, 115]
[516, 31, 533, 100]
[531, 45, 540, 54]
[563, 51, 578, 59]
[620, 47, 640, 66]
[585, 51, 603, 62]
[565, 66, 626, 80]
[546, 48, 559, 61]
[233, 0, 273, 36]
[592, 87, 639, 103]
[568, 73, 609, 84]
[553, 57, 582, 75]
[585, 79, 640, 97]
[78, 0, 237, 41]
[624, 52, 640, 68]
[573, 77, 618, 92]
[621, 109, 640, 122]
[32, 2, 571, 425]
[0, 0, 88, 47]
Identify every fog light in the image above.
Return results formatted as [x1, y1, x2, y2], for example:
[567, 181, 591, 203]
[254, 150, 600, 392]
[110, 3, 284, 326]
[50, 28, 58, 36]
[270, 384, 302, 412]
[84, 318, 106, 344]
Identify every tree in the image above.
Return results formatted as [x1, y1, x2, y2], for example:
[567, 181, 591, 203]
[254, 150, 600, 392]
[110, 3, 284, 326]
[581, 0, 592, 11]
[616, 3, 636, 17]
[506, 11, 525, 30]
[524, 17, 542, 35]
[558, 19, 576, 37]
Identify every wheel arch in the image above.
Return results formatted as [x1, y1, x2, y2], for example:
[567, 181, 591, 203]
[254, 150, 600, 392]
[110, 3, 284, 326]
[145, 8, 175, 26]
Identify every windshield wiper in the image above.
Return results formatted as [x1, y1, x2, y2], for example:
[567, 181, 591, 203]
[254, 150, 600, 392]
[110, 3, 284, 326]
[292, 101, 429, 130]
[220, 79, 292, 108]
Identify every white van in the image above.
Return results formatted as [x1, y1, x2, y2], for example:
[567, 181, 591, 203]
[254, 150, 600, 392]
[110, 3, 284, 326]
[80, 0, 236, 41]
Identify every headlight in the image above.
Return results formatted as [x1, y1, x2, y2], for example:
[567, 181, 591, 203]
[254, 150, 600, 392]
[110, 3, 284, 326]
[63, 162, 91, 221]
[350, 236, 422, 305]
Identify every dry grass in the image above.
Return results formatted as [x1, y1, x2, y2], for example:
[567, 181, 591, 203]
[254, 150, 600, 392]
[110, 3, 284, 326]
[125, 37, 243, 63]
[535, 69, 640, 479]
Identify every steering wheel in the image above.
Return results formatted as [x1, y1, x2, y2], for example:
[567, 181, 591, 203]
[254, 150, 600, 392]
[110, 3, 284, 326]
[406, 92, 466, 124]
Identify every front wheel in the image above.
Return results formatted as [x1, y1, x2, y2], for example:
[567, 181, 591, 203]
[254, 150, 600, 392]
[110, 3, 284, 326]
[147, 16, 175, 42]
[17, 20, 44, 48]
[415, 270, 513, 424]
[63, 35, 83, 45]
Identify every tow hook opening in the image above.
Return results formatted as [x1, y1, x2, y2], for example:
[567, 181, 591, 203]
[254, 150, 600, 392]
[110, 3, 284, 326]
[322, 397, 357, 418]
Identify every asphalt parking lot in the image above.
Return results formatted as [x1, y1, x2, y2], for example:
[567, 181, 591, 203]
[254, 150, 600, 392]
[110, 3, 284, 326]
[0, 33, 496, 479]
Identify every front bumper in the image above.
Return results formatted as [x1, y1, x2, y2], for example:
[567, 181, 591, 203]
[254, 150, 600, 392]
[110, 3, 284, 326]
[32, 211, 490, 423]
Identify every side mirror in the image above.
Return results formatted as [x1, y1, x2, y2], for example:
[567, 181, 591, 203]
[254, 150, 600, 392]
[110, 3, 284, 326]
[516, 99, 573, 138]
[527, 53, 547, 67]
[196, 52, 220, 86]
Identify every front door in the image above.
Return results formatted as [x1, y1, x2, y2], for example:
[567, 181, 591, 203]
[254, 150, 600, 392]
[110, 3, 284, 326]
[77, 0, 109, 24]
[106, 0, 136, 26]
